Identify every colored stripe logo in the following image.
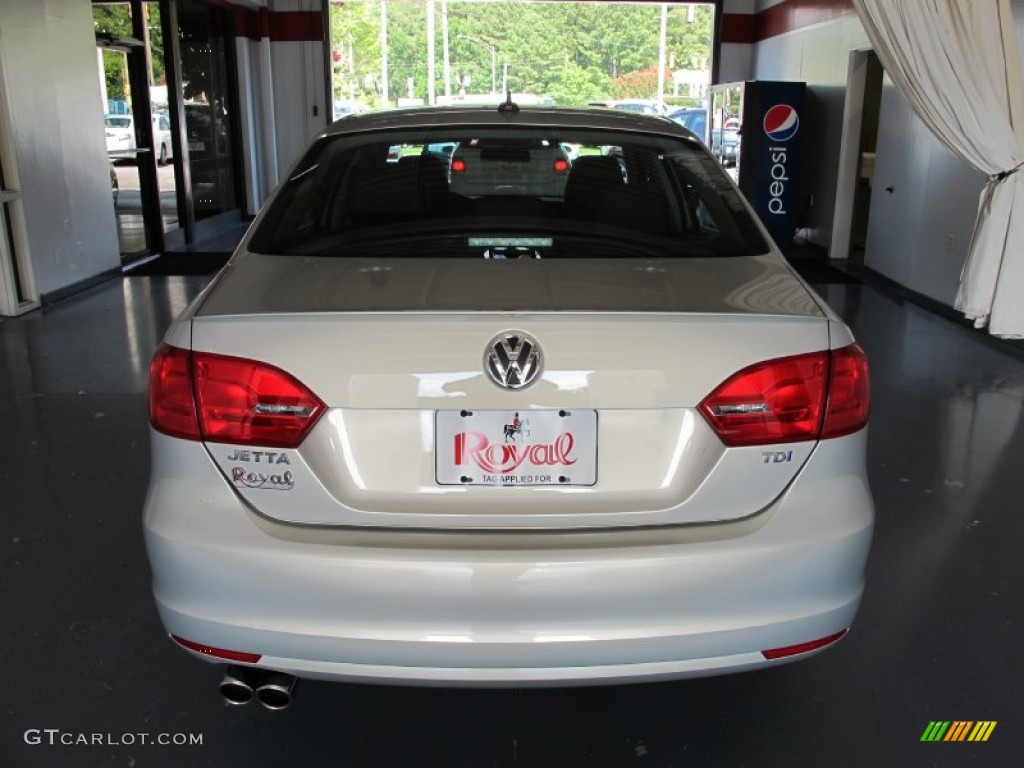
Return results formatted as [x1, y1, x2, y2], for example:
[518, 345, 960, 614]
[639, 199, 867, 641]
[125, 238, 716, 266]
[763, 104, 799, 142]
[921, 721, 997, 742]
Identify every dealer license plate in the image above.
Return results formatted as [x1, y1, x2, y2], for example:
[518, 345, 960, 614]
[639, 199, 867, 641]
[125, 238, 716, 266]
[435, 409, 597, 486]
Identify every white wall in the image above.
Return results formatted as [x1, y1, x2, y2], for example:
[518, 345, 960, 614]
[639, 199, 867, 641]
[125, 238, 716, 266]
[232, 0, 328, 213]
[750, 15, 870, 250]
[864, 75, 985, 306]
[0, 0, 119, 298]
[269, 0, 329, 182]
[743, 6, 1011, 311]
[270, 38, 329, 175]
[718, 0, 756, 83]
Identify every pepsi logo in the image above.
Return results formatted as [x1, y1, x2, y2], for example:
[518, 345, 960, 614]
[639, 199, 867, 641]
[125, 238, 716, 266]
[763, 104, 799, 142]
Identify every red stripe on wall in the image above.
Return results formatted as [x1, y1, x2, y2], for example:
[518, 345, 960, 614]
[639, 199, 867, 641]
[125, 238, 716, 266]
[756, 0, 854, 42]
[721, 0, 855, 45]
[269, 10, 324, 43]
[234, 7, 259, 40]
[721, 13, 756, 45]
[230, 5, 323, 43]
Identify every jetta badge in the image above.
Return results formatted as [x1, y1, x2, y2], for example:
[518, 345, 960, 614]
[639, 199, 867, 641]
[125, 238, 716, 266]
[485, 331, 543, 390]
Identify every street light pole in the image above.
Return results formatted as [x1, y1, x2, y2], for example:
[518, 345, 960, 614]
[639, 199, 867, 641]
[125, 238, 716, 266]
[442, 0, 451, 100]
[380, 0, 389, 108]
[657, 3, 668, 108]
[456, 34, 496, 94]
[427, 0, 436, 105]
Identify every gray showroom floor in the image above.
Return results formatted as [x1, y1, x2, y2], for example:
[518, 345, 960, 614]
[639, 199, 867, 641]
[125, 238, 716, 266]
[1, 271, 1021, 767]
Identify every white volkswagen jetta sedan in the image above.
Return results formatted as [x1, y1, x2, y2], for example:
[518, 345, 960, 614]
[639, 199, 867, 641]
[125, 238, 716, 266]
[145, 104, 872, 708]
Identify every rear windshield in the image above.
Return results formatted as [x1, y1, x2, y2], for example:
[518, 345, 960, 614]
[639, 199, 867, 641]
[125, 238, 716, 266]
[249, 126, 769, 259]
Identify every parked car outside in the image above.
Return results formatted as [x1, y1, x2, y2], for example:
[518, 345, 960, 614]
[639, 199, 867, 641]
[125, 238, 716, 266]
[104, 113, 174, 165]
[109, 161, 119, 205]
[667, 106, 708, 144]
[145, 104, 872, 705]
[588, 99, 668, 116]
[713, 116, 741, 167]
[665, 107, 739, 167]
[333, 100, 370, 121]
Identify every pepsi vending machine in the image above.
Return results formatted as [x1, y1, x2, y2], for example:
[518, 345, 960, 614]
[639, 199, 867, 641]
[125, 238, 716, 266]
[709, 80, 806, 246]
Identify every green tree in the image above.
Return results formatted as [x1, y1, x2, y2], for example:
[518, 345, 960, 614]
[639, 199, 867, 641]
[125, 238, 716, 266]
[330, 0, 383, 107]
[94, 5, 166, 103]
[328, 1, 713, 108]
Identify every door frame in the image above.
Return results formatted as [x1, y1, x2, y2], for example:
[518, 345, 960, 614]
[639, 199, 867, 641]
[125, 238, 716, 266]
[830, 47, 876, 261]
[0, 53, 38, 316]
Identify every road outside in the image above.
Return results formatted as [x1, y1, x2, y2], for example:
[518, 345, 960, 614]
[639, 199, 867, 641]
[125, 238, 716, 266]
[112, 161, 180, 258]
[114, 161, 178, 214]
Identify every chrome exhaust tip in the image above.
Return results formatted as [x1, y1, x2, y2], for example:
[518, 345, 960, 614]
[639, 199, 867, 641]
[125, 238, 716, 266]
[254, 672, 297, 711]
[219, 666, 255, 706]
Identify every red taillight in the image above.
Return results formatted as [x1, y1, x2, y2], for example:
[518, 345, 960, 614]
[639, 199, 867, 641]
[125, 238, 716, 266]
[700, 351, 828, 446]
[822, 344, 871, 438]
[553, 158, 569, 173]
[761, 629, 847, 659]
[170, 635, 262, 663]
[193, 352, 325, 448]
[451, 158, 466, 173]
[699, 344, 869, 447]
[148, 344, 325, 449]
[149, 344, 200, 440]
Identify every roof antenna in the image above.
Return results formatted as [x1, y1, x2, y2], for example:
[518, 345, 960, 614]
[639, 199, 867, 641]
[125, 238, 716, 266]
[498, 89, 519, 114]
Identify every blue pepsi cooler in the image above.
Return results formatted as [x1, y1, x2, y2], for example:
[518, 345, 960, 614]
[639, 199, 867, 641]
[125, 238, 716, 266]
[711, 81, 806, 247]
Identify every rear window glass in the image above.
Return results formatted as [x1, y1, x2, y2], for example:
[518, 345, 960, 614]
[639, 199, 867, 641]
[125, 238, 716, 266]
[249, 126, 768, 259]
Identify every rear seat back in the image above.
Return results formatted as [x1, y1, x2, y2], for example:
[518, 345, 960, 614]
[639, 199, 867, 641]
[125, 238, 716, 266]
[347, 159, 420, 228]
[564, 155, 625, 220]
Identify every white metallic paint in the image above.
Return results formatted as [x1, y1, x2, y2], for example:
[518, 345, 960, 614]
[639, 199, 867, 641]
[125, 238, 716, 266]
[144, 106, 872, 685]
[145, 429, 872, 685]
[204, 410, 817, 527]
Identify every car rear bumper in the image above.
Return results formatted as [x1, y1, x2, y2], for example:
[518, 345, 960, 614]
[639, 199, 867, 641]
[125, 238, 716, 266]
[144, 430, 873, 686]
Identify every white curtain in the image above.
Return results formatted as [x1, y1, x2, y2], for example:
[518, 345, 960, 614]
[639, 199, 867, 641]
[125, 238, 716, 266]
[853, 0, 1024, 338]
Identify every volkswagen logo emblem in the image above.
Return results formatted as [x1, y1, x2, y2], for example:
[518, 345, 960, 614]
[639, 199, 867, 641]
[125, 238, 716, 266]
[484, 331, 543, 390]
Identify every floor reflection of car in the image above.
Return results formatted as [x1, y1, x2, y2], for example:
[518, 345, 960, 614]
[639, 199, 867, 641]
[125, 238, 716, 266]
[104, 113, 174, 164]
[145, 105, 873, 698]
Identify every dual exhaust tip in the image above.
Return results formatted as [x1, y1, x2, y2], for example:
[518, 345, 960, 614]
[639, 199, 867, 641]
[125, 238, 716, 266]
[220, 666, 296, 710]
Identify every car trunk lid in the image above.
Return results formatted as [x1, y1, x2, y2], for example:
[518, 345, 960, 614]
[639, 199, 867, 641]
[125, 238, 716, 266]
[191, 252, 828, 529]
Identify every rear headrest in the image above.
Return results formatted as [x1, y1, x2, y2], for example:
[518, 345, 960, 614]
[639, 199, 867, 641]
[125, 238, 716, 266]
[347, 159, 419, 226]
[400, 154, 449, 212]
[564, 155, 625, 218]
[567, 155, 625, 189]
[596, 182, 670, 235]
